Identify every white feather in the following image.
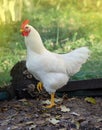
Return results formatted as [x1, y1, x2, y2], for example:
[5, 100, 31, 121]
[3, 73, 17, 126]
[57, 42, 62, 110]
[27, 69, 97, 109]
[24, 25, 90, 94]
[62, 47, 90, 76]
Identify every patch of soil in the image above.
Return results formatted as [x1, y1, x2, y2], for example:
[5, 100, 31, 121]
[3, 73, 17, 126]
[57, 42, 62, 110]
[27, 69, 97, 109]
[0, 61, 102, 129]
[0, 96, 102, 130]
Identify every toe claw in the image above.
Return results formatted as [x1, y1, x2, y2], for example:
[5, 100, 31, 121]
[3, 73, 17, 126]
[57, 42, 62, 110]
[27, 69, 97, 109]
[37, 82, 43, 92]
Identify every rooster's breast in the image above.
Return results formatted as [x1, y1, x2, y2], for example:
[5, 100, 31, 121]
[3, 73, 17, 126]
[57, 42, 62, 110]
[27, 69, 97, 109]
[26, 54, 42, 80]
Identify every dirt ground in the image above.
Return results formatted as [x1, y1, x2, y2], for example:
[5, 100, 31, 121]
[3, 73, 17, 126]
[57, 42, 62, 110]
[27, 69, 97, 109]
[0, 94, 102, 130]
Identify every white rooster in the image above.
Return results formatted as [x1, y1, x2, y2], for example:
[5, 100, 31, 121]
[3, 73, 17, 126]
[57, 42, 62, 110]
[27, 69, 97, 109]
[20, 20, 90, 108]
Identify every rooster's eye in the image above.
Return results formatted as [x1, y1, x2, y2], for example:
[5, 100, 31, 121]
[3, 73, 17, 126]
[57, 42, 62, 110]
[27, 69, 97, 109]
[25, 26, 29, 29]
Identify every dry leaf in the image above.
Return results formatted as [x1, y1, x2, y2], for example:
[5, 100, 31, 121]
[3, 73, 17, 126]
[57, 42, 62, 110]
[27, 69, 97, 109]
[60, 105, 70, 112]
[59, 128, 66, 130]
[10, 126, 19, 129]
[55, 98, 63, 102]
[48, 118, 60, 125]
[55, 115, 62, 120]
[85, 97, 96, 104]
[29, 125, 36, 130]
[25, 121, 34, 125]
[71, 112, 80, 116]
[36, 120, 45, 125]
[97, 118, 102, 122]
[76, 117, 86, 123]
[18, 98, 31, 106]
[76, 121, 80, 129]
[42, 98, 63, 105]
[18, 98, 28, 102]
[42, 100, 50, 105]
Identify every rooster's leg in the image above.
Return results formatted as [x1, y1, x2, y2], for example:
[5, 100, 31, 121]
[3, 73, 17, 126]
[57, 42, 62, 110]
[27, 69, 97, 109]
[37, 82, 43, 92]
[45, 93, 56, 108]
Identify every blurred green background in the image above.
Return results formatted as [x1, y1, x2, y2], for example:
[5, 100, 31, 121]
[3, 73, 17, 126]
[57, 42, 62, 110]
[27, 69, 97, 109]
[0, 0, 102, 86]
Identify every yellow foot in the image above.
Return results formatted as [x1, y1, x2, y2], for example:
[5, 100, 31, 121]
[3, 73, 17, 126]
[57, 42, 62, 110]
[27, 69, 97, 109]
[44, 103, 56, 108]
[37, 82, 43, 92]
[44, 93, 56, 108]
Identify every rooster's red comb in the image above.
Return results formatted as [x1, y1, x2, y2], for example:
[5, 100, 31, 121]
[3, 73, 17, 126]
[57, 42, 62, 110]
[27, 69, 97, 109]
[21, 19, 30, 28]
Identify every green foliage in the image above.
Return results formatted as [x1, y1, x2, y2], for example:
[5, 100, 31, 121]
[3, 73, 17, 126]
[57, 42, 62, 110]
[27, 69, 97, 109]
[0, 0, 102, 86]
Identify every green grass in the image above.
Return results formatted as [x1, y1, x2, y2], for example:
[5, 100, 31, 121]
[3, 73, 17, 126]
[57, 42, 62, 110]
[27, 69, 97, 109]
[0, 44, 26, 86]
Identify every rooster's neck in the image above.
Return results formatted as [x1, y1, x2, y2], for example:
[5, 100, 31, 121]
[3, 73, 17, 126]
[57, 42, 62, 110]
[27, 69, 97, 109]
[25, 30, 46, 54]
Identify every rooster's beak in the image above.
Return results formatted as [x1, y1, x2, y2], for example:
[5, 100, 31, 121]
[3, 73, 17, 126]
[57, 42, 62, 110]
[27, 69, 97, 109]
[20, 29, 24, 32]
